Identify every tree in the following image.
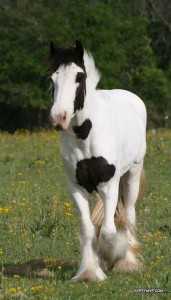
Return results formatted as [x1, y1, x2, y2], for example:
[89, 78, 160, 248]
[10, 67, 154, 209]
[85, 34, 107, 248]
[0, 0, 171, 130]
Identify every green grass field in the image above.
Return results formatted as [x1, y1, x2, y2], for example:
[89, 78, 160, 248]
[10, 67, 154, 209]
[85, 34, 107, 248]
[0, 129, 170, 299]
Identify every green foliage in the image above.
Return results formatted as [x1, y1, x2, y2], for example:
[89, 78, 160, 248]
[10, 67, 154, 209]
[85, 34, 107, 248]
[0, 0, 171, 130]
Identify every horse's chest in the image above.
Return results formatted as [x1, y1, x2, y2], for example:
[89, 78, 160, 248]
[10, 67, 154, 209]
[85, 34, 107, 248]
[60, 135, 90, 179]
[61, 136, 115, 193]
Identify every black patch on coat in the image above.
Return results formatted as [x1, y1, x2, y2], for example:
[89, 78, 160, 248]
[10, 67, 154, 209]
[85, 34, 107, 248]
[76, 156, 115, 193]
[73, 119, 92, 140]
[74, 75, 86, 113]
[76, 72, 85, 83]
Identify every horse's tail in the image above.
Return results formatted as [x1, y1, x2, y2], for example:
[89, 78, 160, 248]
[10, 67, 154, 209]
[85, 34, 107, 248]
[91, 193, 104, 236]
[137, 167, 146, 202]
[91, 168, 146, 235]
[91, 190, 127, 236]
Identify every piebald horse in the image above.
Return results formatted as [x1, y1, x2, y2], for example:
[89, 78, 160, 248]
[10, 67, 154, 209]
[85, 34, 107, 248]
[49, 40, 146, 282]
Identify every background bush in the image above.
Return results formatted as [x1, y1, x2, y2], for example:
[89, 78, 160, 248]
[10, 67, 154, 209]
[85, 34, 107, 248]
[0, 0, 171, 131]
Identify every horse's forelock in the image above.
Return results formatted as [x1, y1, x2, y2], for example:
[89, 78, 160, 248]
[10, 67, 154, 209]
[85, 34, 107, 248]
[48, 43, 85, 73]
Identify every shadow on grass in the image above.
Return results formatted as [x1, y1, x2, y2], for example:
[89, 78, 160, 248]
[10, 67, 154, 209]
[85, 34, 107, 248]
[2, 258, 76, 280]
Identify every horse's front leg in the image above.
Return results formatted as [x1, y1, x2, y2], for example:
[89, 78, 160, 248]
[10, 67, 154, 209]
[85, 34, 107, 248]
[98, 178, 129, 269]
[67, 178, 106, 282]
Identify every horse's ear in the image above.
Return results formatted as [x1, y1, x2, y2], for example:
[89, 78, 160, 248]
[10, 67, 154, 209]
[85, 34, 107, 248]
[50, 41, 57, 55]
[75, 40, 84, 61]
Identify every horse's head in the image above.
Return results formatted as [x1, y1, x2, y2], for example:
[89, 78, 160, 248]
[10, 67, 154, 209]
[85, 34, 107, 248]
[49, 40, 86, 131]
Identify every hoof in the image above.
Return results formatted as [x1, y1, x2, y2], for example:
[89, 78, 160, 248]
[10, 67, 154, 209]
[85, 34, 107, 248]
[98, 231, 129, 268]
[113, 258, 143, 271]
[113, 249, 143, 272]
[70, 268, 106, 283]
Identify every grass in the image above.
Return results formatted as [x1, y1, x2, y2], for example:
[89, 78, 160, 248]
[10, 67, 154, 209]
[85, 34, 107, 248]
[0, 129, 171, 299]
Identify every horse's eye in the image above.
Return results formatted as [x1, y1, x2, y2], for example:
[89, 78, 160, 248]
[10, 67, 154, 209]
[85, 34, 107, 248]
[76, 72, 85, 83]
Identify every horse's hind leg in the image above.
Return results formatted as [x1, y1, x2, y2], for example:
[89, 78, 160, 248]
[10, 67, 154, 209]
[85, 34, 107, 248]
[67, 178, 106, 282]
[122, 161, 143, 227]
[114, 161, 143, 271]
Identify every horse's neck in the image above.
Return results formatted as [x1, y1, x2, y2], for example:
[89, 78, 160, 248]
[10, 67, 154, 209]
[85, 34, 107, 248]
[72, 87, 99, 128]
[76, 88, 97, 124]
[63, 87, 100, 147]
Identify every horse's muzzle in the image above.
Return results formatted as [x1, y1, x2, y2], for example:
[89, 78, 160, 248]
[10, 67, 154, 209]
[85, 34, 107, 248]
[55, 124, 64, 131]
[50, 111, 67, 131]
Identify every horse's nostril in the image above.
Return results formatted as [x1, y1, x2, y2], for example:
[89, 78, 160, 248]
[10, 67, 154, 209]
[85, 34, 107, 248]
[63, 112, 67, 121]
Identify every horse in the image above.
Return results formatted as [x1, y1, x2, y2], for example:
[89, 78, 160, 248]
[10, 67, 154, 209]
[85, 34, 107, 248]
[48, 40, 147, 282]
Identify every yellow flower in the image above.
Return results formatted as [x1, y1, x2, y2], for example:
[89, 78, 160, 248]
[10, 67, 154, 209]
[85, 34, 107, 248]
[0, 206, 11, 213]
[0, 248, 3, 254]
[13, 274, 20, 278]
[65, 212, 72, 217]
[8, 287, 21, 294]
[64, 202, 71, 208]
[19, 181, 27, 184]
[154, 241, 160, 245]
[31, 285, 43, 292]
[58, 266, 62, 270]
[44, 257, 56, 265]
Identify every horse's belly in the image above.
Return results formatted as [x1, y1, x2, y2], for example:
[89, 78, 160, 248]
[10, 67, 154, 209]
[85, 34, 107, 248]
[119, 124, 146, 175]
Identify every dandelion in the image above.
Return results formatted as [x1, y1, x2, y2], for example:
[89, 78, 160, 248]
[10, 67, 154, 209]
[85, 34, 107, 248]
[8, 287, 17, 294]
[0, 206, 11, 213]
[19, 180, 27, 185]
[31, 285, 43, 292]
[44, 257, 56, 265]
[64, 202, 71, 208]
[8, 287, 21, 294]
[156, 255, 164, 260]
[65, 212, 72, 217]
[52, 195, 60, 205]
[154, 241, 160, 245]
[13, 274, 21, 278]
[58, 265, 62, 270]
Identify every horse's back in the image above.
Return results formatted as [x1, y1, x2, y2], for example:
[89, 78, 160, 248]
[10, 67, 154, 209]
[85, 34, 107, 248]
[98, 89, 147, 128]
[97, 89, 146, 169]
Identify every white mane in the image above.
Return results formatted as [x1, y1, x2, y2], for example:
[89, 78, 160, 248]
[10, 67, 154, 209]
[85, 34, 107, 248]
[83, 51, 100, 89]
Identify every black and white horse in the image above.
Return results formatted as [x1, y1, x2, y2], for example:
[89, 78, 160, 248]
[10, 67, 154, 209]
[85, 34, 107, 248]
[49, 40, 146, 282]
